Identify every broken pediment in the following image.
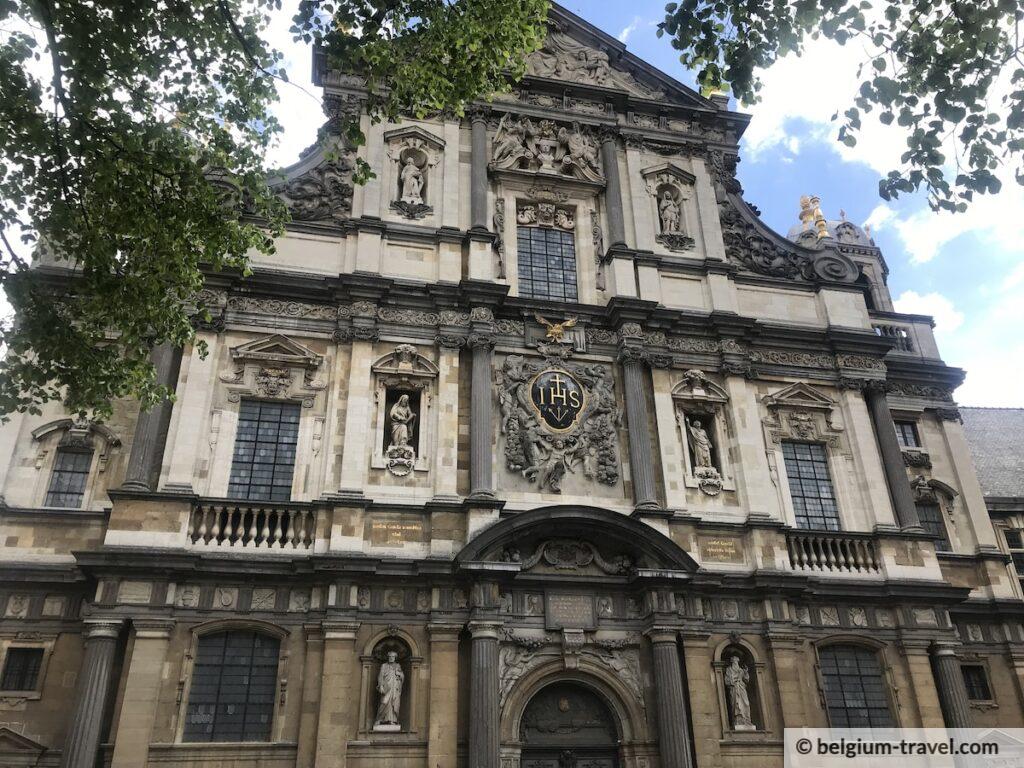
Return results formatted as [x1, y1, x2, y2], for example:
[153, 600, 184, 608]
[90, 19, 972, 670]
[229, 334, 323, 370]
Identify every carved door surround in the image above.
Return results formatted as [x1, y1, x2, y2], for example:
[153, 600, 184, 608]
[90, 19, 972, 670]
[671, 369, 734, 497]
[519, 681, 619, 768]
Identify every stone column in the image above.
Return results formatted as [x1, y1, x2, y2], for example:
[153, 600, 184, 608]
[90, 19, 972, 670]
[468, 621, 501, 768]
[428, 624, 462, 768]
[931, 641, 973, 728]
[314, 622, 360, 768]
[864, 384, 922, 530]
[620, 346, 660, 511]
[898, 639, 946, 727]
[60, 620, 123, 768]
[468, 328, 496, 498]
[471, 110, 489, 232]
[767, 631, 815, 727]
[109, 620, 173, 768]
[122, 344, 183, 491]
[600, 130, 626, 248]
[647, 629, 695, 768]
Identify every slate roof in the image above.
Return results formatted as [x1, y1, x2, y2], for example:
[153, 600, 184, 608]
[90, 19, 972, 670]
[961, 407, 1024, 498]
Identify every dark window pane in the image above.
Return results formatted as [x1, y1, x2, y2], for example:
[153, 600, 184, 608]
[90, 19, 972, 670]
[819, 646, 893, 727]
[916, 502, 950, 551]
[1, 648, 44, 691]
[227, 400, 301, 501]
[961, 665, 992, 701]
[44, 448, 93, 508]
[894, 420, 921, 448]
[782, 441, 841, 530]
[183, 631, 280, 742]
[1005, 530, 1023, 550]
[516, 225, 578, 302]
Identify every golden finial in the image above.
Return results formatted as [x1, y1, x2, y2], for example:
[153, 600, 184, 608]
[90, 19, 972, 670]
[814, 203, 829, 240]
[798, 195, 816, 230]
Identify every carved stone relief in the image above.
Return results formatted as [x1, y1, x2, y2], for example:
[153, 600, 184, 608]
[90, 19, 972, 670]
[497, 354, 620, 492]
[525, 30, 665, 99]
[273, 143, 356, 225]
[492, 116, 602, 182]
[673, 370, 731, 496]
[643, 165, 697, 252]
[219, 334, 326, 408]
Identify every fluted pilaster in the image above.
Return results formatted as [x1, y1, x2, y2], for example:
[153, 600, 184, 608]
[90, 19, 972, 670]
[648, 629, 695, 768]
[621, 349, 660, 510]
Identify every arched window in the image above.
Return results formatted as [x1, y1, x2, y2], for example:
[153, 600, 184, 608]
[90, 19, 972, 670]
[819, 645, 893, 727]
[183, 630, 280, 742]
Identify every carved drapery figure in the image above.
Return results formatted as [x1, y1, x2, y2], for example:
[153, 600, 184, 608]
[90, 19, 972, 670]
[659, 190, 681, 233]
[687, 418, 713, 469]
[388, 394, 416, 450]
[399, 156, 424, 204]
[374, 651, 405, 729]
[493, 115, 531, 167]
[524, 437, 579, 493]
[724, 656, 755, 730]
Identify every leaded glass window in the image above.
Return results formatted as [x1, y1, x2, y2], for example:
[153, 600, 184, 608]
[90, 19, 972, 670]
[0, 648, 43, 691]
[183, 630, 280, 742]
[44, 448, 93, 508]
[819, 645, 893, 727]
[894, 420, 921, 448]
[916, 502, 950, 551]
[227, 400, 300, 501]
[781, 441, 840, 530]
[517, 226, 578, 302]
[961, 664, 992, 701]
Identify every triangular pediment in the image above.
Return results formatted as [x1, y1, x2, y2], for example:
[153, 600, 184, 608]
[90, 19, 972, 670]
[0, 728, 47, 754]
[763, 382, 835, 411]
[230, 334, 323, 369]
[522, 7, 713, 108]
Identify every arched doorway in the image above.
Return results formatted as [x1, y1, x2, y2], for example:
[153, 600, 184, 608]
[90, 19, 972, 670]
[520, 682, 619, 768]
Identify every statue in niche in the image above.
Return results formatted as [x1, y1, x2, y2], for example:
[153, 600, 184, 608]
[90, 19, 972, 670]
[724, 655, 755, 730]
[384, 392, 417, 476]
[687, 418, 713, 469]
[399, 156, 424, 204]
[373, 650, 405, 731]
[659, 189, 682, 233]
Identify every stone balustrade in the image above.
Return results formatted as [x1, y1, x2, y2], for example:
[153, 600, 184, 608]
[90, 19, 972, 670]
[872, 322, 915, 352]
[187, 499, 318, 551]
[786, 530, 881, 574]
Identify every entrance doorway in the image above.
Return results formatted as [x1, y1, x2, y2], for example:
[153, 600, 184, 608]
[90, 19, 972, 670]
[520, 682, 619, 768]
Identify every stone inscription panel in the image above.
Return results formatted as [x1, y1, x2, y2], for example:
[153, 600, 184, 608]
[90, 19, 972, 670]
[546, 593, 595, 630]
[368, 518, 425, 547]
[698, 536, 745, 564]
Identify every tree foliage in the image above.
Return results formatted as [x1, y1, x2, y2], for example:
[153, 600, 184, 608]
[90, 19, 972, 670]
[0, 0, 548, 419]
[659, 0, 1024, 211]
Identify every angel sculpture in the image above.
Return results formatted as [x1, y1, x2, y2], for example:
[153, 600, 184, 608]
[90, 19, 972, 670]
[534, 313, 578, 342]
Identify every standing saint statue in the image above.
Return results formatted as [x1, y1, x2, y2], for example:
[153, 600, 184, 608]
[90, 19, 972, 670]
[659, 190, 681, 233]
[388, 394, 416, 452]
[687, 418, 714, 469]
[374, 650, 405, 729]
[724, 656, 755, 730]
[399, 157, 424, 204]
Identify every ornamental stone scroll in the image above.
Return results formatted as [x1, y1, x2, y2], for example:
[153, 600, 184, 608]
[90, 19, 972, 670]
[218, 334, 327, 409]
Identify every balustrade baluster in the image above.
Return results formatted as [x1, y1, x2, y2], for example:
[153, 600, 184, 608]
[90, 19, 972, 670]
[259, 508, 271, 548]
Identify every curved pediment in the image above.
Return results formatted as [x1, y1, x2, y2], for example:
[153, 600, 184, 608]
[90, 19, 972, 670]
[457, 505, 698, 576]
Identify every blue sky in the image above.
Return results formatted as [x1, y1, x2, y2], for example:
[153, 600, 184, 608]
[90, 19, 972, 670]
[263, 0, 1023, 408]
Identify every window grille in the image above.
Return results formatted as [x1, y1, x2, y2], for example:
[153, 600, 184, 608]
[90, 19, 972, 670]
[44, 449, 93, 508]
[819, 645, 894, 727]
[781, 441, 840, 530]
[227, 400, 301, 501]
[517, 226, 578, 302]
[183, 630, 280, 742]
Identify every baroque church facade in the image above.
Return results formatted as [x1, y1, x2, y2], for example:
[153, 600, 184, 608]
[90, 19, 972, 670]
[2, 6, 1023, 768]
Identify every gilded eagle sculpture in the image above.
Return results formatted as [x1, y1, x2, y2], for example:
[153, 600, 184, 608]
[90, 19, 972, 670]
[534, 313, 578, 342]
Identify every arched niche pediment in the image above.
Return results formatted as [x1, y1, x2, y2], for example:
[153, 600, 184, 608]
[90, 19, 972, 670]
[456, 505, 698, 577]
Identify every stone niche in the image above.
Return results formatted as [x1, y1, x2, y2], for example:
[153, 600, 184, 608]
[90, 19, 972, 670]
[384, 125, 443, 221]
[672, 370, 735, 497]
[370, 345, 437, 477]
[643, 163, 696, 252]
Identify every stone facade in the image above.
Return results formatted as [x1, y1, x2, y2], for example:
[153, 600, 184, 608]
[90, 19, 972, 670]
[1, 6, 1022, 768]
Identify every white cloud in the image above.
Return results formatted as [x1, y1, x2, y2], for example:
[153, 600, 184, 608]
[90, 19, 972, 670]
[863, 204, 893, 232]
[893, 291, 964, 334]
[618, 17, 644, 44]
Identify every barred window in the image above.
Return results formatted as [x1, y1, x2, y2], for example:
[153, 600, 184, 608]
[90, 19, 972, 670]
[44, 448, 93, 508]
[819, 645, 893, 727]
[227, 400, 300, 501]
[894, 420, 921, 448]
[916, 502, 950, 551]
[781, 441, 840, 530]
[1, 647, 44, 691]
[183, 630, 280, 742]
[517, 226, 578, 302]
[961, 664, 992, 701]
